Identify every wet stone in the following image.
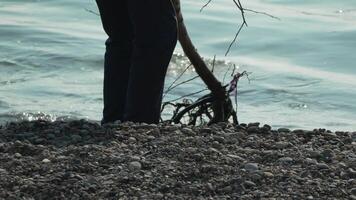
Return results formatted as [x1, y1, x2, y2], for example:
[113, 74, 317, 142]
[128, 137, 137, 143]
[317, 163, 329, 170]
[263, 172, 274, 178]
[278, 157, 294, 164]
[278, 128, 291, 133]
[350, 188, 356, 196]
[14, 153, 22, 158]
[245, 163, 259, 172]
[244, 181, 256, 188]
[305, 158, 318, 165]
[181, 128, 195, 136]
[247, 126, 259, 134]
[47, 133, 56, 140]
[71, 134, 82, 142]
[129, 161, 142, 171]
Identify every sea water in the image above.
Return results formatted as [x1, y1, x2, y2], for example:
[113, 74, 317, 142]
[0, 0, 355, 131]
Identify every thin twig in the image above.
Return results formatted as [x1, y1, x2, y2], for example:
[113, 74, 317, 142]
[166, 75, 200, 94]
[163, 63, 193, 97]
[166, 88, 209, 103]
[85, 8, 99, 16]
[211, 55, 216, 73]
[244, 8, 281, 20]
[223, 64, 232, 85]
[225, 22, 246, 56]
[200, 0, 213, 12]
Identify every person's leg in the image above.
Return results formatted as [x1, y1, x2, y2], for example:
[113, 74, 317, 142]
[95, 0, 133, 124]
[124, 0, 177, 124]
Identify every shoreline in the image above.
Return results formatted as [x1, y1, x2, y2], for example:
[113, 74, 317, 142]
[1, 120, 355, 199]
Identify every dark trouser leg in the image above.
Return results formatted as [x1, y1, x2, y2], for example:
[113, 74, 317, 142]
[124, 0, 177, 124]
[96, 0, 133, 123]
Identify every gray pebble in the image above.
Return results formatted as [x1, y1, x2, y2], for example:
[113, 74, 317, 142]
[128, 137, 137, 143]
[14, 153, 22, 158]
[245, 163, 259, 172]
[147, 128, 160, 136]
[317, 163, 329, 170]
[244, 180, 256, 187]
[350, 188, 356, 196]
[47, 133, 56, 140]
[278, 128, 291, 133]
[278, 157, 294, 164]
[323, 132, 337, 138]
[129, 161, 142, 171]
[275, 142, 290, 149]
[181, 128, 195, 136]
[263, 172, 274, 178]
[247, 126, 259, 134]
[305, 158, 318, 165]
[0, 168, 7, 173]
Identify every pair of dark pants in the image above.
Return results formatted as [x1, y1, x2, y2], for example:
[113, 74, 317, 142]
[96, 0, 177, 124]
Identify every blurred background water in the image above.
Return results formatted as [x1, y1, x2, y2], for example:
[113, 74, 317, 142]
[0, 0, 355, 131]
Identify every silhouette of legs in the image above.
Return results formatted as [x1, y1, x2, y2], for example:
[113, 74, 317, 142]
[96, 0, 177, 124]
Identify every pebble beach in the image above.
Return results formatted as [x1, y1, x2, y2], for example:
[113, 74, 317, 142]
[0, 120, 355, 199]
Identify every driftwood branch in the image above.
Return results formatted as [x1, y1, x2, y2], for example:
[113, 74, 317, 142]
[171, 0, 228, 123]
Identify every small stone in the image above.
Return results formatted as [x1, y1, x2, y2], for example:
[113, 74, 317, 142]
[14, 153, 22, 158]
[317, 163, 329, 170]
[309, 151, 321, 159]
[263, 172, 274, 178]
[71, 134, 82, 142]
[181, 128, 195, 136]
[350, 188, 356, 196]
[307, 196, 314, 200]
[147, 128, 160, 136]
[278, 128, 291, 133]
[212, 141, 222, 149]
[338, 162, 347, 169]
[248, 122, 260, 127]
[305, 158, 318, 165]
[351, 132, 356, 142]
[129, 161, 142, 171]
[244, 180, 256, 187]
[251, 173, 262, 181]
[227, 154, 243, 160]
[147, 135, 155, 140]
[275, 142, 289, 149]
[245, 163, 259, 172]
[206, 183, 214, 191]
[278, 157, 294, 164]
[42, 158, 51, 163]
[323, 132, 337, 138]
[348, 168, 356, 178]
[34, 138, 45, 144]
[247, 126, 259, 134]
[47, 133, 56, 140]
[261, 124, 272, 132]
[54, 130, 61, 136]
[213, 136, 225, 143]
[0, 168, 7, 173]
[128, 137, 137, 143]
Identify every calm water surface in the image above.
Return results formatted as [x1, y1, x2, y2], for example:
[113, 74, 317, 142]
[0, 0, 355, 131]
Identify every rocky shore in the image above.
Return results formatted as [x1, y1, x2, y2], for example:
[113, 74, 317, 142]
[0, 120, 355, 199]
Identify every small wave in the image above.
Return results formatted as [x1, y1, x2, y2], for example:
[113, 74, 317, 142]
[235, 56, 356, 86]
[0, 112, 81, 125]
